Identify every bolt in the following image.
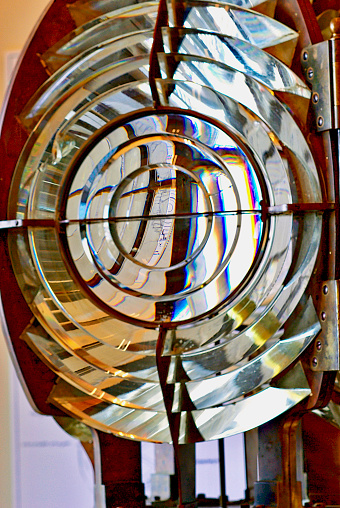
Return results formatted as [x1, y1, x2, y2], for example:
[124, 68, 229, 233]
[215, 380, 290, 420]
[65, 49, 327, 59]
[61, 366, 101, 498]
[317, 116, 324, 127]
[302, 51, 308, 61]
[330, 17, 340, 38]
[308, 67, 314, 79]
[323, 285, 328, 295]
[312, 93, 319, 103]
[321, 311, 326, 321]
[312, 357, 318, 367]
[316, 340, 322, 351]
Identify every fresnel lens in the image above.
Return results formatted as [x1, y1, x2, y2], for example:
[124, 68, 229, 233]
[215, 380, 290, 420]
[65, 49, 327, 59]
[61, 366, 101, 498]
[1, 0, 339, 505]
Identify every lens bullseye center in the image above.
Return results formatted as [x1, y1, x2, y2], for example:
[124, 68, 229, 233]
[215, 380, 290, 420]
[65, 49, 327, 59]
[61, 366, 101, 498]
[109, 164, 212, 271]
[62, 111, 265, 321]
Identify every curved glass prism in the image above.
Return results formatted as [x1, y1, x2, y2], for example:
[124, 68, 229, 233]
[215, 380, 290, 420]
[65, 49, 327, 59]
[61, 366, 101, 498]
[2, 0, 324, 442]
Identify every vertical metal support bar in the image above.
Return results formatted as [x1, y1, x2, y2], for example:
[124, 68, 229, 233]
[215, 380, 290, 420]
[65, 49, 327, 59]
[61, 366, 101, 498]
[244, 429, 258, 502]
[97, 432, 145, 508]
[277, 418, 303, 508]
[329, 22, 340, 282]
[149, 0, 168, 106]
[302, 412, 340, 504]
[311, 280, 340, 372]
[218, 439, 227, 508]
[330, 21, 340, 128]
[302, 20, 340, 281]
[176, 443, 196, 507]
[91, 429, 107, 508]
[336, 126, 340, 280]
[254, 415, 303, 508]
[254, 418, 283, 506]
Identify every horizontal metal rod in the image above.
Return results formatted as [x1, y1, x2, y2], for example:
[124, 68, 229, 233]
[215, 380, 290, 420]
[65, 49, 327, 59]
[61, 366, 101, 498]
[0, 203, 336, 230]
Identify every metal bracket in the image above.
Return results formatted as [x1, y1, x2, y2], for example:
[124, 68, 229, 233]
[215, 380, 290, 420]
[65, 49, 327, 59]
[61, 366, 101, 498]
[0, 219, 23, 230]
[301, 41, 332, 132]
[311, 280, 340, 372]
[301, 22, 340, 132]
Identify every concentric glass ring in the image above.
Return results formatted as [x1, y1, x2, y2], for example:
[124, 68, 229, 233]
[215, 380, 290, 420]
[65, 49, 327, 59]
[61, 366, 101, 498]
[59, 110, 267, 325]
[3, 0, 324, 443]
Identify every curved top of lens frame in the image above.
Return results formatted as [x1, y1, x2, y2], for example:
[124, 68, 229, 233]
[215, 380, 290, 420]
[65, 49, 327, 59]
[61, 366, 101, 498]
[0, 0, 326, 443]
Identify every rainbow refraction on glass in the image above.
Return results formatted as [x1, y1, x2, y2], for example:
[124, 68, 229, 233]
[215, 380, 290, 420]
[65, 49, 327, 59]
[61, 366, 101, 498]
[62, 113, 265, 325]
[2, 0, 325, 443]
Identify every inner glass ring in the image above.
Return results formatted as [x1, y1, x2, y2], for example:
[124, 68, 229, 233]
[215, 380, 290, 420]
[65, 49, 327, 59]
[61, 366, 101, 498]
[59, 109, 267, 323]
[109, 163, 214, 271]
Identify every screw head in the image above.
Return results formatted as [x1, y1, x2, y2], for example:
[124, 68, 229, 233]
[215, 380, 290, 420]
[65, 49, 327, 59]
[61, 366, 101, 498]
[308, 67, 314, 79]
[323, 285, 328, 295]
[317, 116, 324, 127]
[312, 357, 318, 367]
[316, 340, 322, 351]
[312, 93, 319, 104]
[302, 51, 308, 61]
[321, 311, 326, 321]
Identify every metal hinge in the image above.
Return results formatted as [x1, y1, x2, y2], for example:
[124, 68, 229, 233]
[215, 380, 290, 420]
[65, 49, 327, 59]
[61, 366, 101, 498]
[311, 280, 340, 371]
[301, 19, 340, 132]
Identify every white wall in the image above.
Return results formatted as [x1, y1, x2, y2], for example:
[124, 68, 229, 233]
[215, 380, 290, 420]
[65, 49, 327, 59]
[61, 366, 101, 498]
[10, 365, 94, 508]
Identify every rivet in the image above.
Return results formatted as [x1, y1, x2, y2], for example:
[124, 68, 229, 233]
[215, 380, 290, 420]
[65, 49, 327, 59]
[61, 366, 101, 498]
[323, 285, 328, 295]
[312, 93, 319, 104]
[308, 67, 314, 79]
[316, 340, 322, 351]
[317, 116, 324, 127]
[312, 357, 318, 367]
[330, 17, 340, 38]
[321, 311, 326, 321]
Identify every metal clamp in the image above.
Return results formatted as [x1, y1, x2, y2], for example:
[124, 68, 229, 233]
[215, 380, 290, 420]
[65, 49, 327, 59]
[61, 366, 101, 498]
[311, 280, 340, 371]
[301, 18, 340, 132]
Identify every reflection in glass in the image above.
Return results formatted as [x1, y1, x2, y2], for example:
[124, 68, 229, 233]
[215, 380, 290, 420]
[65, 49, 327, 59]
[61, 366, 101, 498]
[4, 0, 323, 442]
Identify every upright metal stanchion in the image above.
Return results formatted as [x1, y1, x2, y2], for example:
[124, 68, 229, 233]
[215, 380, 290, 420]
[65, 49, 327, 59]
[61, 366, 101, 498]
[218, 439, 227, 508]
[91, 428, 107, 508]
[176, 444, 197, 507]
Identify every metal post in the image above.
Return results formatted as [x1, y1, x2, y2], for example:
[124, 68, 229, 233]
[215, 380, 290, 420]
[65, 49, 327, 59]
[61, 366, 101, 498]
[218, 439, 227, 508]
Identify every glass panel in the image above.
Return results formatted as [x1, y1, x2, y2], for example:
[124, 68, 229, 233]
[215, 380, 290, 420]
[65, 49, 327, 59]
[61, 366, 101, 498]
[167, 1, 298, 50]
[162, 28, 310, 97]
[42, 3, 158, 73]
[5, 0, 323, 443]
[68, 0, 158, 26]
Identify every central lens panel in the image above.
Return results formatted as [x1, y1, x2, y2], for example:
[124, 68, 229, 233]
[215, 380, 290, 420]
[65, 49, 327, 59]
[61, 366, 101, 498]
[63, 112, 265, 324]
[109, 164, 212, 272]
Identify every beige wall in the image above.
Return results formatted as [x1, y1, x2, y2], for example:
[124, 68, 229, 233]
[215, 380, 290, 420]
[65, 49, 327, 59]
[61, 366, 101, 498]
[0, 0, 51, 104]
[0, 2, 51, 507]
